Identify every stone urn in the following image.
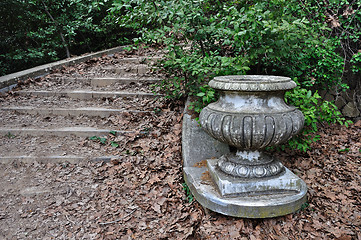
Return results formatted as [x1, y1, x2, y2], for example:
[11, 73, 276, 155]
[199, 75, 304, 179]
[182, 75, 308, 218]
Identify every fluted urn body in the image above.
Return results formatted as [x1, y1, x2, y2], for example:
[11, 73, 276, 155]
[199, 75, 304, 178]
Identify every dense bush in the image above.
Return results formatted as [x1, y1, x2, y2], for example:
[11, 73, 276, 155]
[112, 0, 355, 151]
[0, 0, 135, 76]
[299, 0, 361, 73]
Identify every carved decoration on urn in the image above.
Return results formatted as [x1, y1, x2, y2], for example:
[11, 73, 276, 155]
[199, 75, 304, 178]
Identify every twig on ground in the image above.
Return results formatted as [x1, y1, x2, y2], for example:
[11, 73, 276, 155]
[98, 209, 137, 225]
[65, 214, 76, 226]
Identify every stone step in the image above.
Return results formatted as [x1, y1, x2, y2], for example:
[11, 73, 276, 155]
[1, 110, 156, 134]
[0, 134, 126, 163]
[100, 64, 150, 75]
[16, 90, 158, 99]
[0, 155, 116, 164]
[1, 106, 152, 117]
[115, 56, 162, 64]
[23, 77, 157, 92]
[1, 95, 159, 112]
[0, 127, 136, 137]
[63, 77, 161, 87]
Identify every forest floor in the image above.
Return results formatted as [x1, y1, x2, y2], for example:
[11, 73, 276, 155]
[0, 48, 360, 239]
[1, 105, 360, 239]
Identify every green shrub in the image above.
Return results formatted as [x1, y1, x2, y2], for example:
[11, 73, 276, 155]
[297, 0, 361, 76]
[112, 0, 356, 151]
[284, 87, 351, 151]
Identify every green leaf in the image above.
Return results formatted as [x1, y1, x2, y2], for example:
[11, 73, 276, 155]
[111, 141, 119, 148]
[99, 137, 107, 144]
[89, 136, 98, 141]
[338, 148, 350, 153]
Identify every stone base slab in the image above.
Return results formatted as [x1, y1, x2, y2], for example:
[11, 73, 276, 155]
[207, 159, 304, 197]
[184, 166, 307, 218]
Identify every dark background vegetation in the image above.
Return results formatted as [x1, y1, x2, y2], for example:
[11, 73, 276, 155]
[2, 0, 360, 80]
[0, 0, 135, 76]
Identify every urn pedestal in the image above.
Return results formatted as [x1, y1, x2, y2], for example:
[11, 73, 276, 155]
[183, 75, 307, 218]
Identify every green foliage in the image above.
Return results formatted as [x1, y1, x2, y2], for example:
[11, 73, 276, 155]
[0, 0, 134, 76]
[89, 136, 107, 144]
[296, 0, 361, 78]
[111, 141, 119, 148]
[189, 85, 217, 114]
[6, 132, 15, 139]
[338, 148, 350, 153]
[182, 182, 194, 203]
[299, 202, 310, 212]
[112, 0, 356, 151]
[285, 87, 352, 151]
[350, 52, 361, 73]
[113, 0, 349, 89]
[89, 132, 119, 148]
[109, 130, 117, 136]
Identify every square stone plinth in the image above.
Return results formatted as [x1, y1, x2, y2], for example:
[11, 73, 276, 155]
[207, 159, 304, 197]
[183, 165, 307, 218]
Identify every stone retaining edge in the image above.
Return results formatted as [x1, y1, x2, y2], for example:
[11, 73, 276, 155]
[181, 96, 230, 168]
[0, 45, 128, 92]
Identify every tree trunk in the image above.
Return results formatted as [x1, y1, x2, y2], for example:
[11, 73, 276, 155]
[41, 0, 70, 58]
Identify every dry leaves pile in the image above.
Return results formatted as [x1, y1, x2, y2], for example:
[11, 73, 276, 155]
[60, 117, 361, 239]
[0, 100, 360, 239]
[86, 100, 203, 239]
[189, 120, 360, 240]
[1, 47, 360, 239]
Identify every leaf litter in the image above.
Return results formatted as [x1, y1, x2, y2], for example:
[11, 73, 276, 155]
[1, 106, 359, 239]
[0, 48, 360, 239]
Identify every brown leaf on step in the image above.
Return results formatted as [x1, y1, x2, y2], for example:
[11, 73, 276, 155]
[200, 171, 212, 185]
[194, 159, 207, 168]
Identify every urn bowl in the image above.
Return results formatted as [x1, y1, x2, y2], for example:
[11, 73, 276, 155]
[199, 75, 304, 151]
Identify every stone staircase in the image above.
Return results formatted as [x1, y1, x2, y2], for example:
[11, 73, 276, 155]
[0, 52, 165, 163]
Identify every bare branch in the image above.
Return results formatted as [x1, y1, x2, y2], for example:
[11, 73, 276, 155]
[41, 0, 70, 58]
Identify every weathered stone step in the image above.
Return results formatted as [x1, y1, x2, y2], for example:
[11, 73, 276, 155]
[23, 77, 158, 92]
[1, 110, 157, 133]
[0, 134, 125, 163]
[0, 155, 116, 164]
[0, 127, 136, 137]
[16, 90, 158, 99]
[100, 64, 150, 74]
[114, 56, 162, 64]
[1, 106, 152, 117]
[24, 83, 156, 93]
[63, 77, 161, 87]
[1, 95, 159, 112]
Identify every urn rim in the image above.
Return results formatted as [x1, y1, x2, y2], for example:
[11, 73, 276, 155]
[209, 75, 297, 91]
